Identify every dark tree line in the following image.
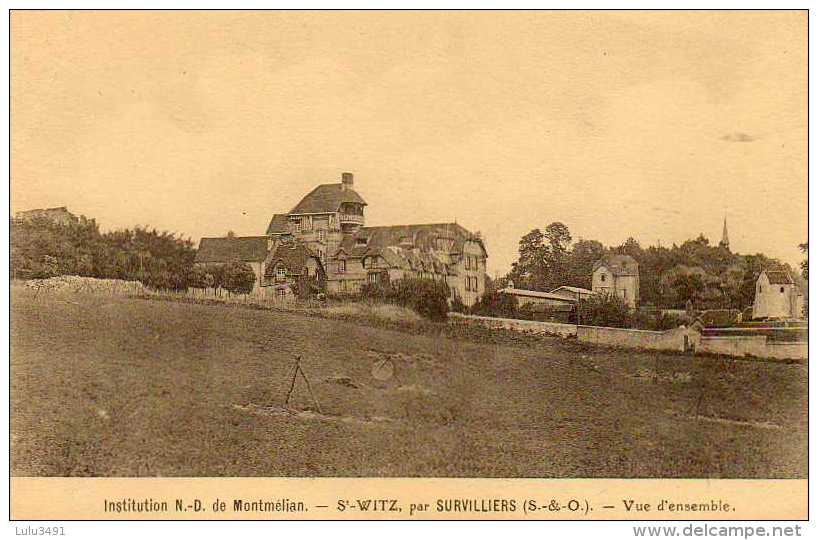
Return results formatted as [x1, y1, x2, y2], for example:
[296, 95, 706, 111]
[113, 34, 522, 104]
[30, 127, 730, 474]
[502, 222, 806, 310]
[11, 216, 197, 291]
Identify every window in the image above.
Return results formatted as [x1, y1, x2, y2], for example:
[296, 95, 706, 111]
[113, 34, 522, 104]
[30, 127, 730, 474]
[275, 265, 286, 281]
[368, 272, 379, 283]
[780, 287, 785, 293]
[292, 218, 301, 232]
[276, 288, 286, 299]
[465, 276, 471, 291]
[317, 229, 325, 242]
[338, 260, 346, 273]
[601, 274, 606, 282]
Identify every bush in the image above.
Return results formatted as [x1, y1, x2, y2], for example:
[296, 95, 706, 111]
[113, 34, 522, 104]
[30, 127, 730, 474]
[223, 260, 256, 296]
[449, 293, 467, 314]
[627, 309, 692, 331]
[470, 291, 518, 319]
[578, 293, 630, 328]
[188, 266, 215, 289]
[332, 278, 449, 321]
[391, 278, 450, 321]
[359, 281, 393, 302]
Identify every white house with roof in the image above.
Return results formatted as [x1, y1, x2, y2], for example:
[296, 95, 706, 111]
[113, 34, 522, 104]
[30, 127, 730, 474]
[592, 254, 640, 309]
[752, 269, 805, 319]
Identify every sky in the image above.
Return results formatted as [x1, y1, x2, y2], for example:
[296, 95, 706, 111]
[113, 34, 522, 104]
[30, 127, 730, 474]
[11, 11, 807, 276]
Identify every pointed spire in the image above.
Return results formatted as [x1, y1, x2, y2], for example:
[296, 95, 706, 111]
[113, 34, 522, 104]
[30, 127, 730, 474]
[720, 215, 730, 250]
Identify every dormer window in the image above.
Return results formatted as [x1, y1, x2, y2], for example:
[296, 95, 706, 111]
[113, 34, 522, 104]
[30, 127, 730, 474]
[338, 260, 346, 273]
[275, 265, 286, 281]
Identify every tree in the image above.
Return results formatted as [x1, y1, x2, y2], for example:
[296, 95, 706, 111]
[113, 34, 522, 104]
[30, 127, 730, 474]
[507, 228, 545, 290]
[799, 242, 808, 280]
[567, 239, 606, 289]
[541, 222, 572, 290]
[615, 237, 643, 260]
[471, 291, 518, 319]
[579, 293, 630, 328]
[223, 260, 256, 296]
[669, 273, 706, 310]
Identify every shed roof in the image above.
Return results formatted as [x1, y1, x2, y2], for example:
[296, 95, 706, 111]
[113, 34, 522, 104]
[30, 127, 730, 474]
[550, 286, 594, 297]
[195, 236, 269, 263]
[499, 287, 578, 303]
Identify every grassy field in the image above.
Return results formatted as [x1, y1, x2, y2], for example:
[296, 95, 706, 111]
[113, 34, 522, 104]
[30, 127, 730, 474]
[11, 287, 807, 478]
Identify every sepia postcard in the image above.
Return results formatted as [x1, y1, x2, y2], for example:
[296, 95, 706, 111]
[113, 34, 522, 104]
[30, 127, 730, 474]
[8, 9, 809, 524]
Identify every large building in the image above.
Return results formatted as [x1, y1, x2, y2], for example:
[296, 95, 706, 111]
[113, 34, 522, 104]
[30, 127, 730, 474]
[194, 235, 325, 301]
[752, 269, 805, 320]
[196, 172, 488, 305]
[591, 254, 640, 309]
[268, 172, 487, 305]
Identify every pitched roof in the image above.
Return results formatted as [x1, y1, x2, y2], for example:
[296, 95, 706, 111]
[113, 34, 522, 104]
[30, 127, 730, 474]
[763, 270, 795, 285]
[339, 223, 484, 256]
[593, 254, 639, 276]
[264, 240, 322, 277]
[290, 183, 367, 214]
[195, 236, 269, 263]
[265, 213, 289, 235]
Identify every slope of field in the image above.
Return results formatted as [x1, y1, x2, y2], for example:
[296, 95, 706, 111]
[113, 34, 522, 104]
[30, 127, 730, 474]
[11, 288, 807, 478]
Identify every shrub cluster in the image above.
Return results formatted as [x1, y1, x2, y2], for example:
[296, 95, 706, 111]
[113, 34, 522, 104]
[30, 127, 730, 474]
[359, 278, 450, 321]
[11, 216, 196, 291]
[469, 290, 519, 319]
[189, 260, 256, 296]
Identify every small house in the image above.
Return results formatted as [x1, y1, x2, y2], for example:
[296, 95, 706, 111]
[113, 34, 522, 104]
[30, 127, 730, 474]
[752, 270, 805, 320]
[592, 254, 640, 309]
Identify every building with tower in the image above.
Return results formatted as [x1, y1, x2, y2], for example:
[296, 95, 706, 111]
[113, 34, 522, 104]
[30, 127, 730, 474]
[195, 172, 488, 306]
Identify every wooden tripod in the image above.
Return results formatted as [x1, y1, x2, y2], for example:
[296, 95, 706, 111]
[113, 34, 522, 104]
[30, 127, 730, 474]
[283, 355, 322, 413]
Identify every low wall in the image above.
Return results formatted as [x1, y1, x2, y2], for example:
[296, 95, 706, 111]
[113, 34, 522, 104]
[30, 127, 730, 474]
[700, 336, 807, 360]
[447, 313, 807, 361]
[577, 325, 700, 353]
[448, 313, 577, 337]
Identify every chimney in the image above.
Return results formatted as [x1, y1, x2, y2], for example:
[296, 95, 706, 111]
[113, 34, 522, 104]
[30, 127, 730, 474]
[341, 172, 354, 191]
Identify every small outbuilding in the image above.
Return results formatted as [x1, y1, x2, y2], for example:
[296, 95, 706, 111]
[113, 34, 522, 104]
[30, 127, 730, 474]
[752, 270, 805, 320]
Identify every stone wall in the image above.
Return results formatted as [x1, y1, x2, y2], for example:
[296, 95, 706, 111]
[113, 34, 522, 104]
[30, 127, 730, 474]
[699, 336, 807, 360]
[451, 313, 807, 361]
[577, 325, 700, 353]
[449, 313, 577, 337]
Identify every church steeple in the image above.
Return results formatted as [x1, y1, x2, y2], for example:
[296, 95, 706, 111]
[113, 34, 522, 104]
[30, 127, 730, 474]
[720, 216, 730, 250]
